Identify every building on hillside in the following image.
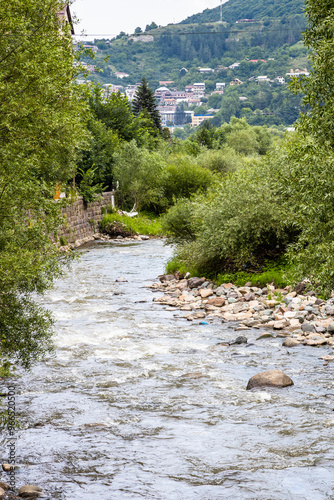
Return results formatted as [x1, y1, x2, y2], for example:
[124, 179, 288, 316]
[157, 106, 178, 126]
[239, 96, 248, 101]
[81, 44, 99, 53]
[193, 83, 206, 97]
[155, 87, 170, 98]
[229, 62, 240, 69]
[230, 78, 243, 86]
[275, 76, 285, 84]
[216, 82, 226, 91]
[286, 69, 309, 77]
[115, 72, 129, 79]
[159, 80, 174, 86]
[185, 85, 195, 93]
[235, 19, 256, 23]
[191, 114, 214, 127]
[248, 59, 267, 63]
[129, 35, 154, 43]
[125, 84, 140, 100]
[198, 67, 214, 74]
[257, 75, 270, 83]
[102, 84, 124, 98]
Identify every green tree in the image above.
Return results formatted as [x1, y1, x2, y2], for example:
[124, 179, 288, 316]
[132, 77, 162, 132]
[0, 0, 87, 368]
[113, 141, 167, 212]
[291, 0, 334, 146]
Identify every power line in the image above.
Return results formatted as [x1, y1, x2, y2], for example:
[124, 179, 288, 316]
[0, 26, 305, 38]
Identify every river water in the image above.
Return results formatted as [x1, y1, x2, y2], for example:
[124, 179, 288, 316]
[6, 240, 334, 499]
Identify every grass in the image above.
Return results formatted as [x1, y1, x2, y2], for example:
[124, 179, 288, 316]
[165, 257, 201, 277]
[100, 211, 163, 236]
[216, 267, 289, 288]
[166, 257, 291, 288]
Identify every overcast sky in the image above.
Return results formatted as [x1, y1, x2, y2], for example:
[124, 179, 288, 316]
[72, 0, 228, 39]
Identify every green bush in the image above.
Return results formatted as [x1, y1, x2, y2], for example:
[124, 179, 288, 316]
[163, 154, 214, 204]
[113, 140, 168, 213]
[162, 198, 198, 243]
[196, 147, 244, 173]
[167, 160, 298, 276]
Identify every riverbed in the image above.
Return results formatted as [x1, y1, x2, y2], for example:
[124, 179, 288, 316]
[5, 240, 334, 499]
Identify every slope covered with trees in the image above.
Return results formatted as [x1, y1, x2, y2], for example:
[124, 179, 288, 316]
[181, 0, 304, 24]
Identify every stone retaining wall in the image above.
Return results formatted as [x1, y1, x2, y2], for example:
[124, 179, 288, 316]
[58, 192, 115, 247]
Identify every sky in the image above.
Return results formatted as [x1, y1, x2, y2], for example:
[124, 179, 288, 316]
[72, 0, 228, 39]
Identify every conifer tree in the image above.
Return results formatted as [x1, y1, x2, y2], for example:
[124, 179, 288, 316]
[132, 78, 162, 132]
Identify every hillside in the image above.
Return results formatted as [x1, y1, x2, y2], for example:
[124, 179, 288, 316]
[181, 0, 304, 24]
[80, 0, 309, 127]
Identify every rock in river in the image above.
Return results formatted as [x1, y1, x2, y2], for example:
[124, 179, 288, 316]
[246, 370, 294, 390]
[187, 277, 205, 289]
[282, 338, 300, 348]
[18, 485, 44, 498]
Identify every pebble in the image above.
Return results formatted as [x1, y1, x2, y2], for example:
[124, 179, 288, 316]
[150, 275, 334, 353]
[282, 338, 300, 347]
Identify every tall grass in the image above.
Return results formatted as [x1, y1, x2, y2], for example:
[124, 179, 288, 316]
[100, 212, 163, 236]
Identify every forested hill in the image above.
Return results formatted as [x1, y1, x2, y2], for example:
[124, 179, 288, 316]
[181, 0, 304, 24]
[82, 0, 309, 127]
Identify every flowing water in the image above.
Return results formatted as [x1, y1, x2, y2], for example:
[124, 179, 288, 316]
[3, 240, 334, 499]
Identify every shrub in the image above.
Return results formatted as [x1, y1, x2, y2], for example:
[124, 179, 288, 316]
[162, 198, 198, 243]
[113, 140, 168, 213]
[196, 147, 244, 173]
[168, 161, 298, 276]
[163, 154, 214, 204]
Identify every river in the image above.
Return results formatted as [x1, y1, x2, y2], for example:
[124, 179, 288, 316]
[6, 240, 334, 499]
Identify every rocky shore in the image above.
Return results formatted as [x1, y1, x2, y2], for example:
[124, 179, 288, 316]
[149, 275, 334, 356]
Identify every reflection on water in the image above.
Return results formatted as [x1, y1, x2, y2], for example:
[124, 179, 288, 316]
[3, 240, 334, 499]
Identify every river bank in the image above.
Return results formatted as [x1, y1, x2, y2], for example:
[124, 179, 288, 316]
[149, 274, 334, 355]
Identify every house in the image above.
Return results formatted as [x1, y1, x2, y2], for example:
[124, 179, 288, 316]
[193, 83, 206, 97]
[257, 75, 270, 83]
[198, 67, 214, 74]
[125, 84, 140, 100]
[155, 87, 170, 98]
[286, 69, 309, 77]
[275, 76, 285, 84]
[235, 19, 256, 23]
[229, 62, 240, 69]
[185, 85, 195, 93]
[248, 59, 267, 63]
[216, 83, 226, 91]
[159, 80, 174, 86]
[103, 84, 123, 97]
[115, 72, 129, 79]
[230, 78, 243, 86]
[191, 114, 214, 127]
[239, 96, 248, 101]
[81, 44, 99, 53]
[157, 106, 178, 126]
[129, 35, 154, 43]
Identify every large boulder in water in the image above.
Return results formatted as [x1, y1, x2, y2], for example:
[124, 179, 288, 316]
[246, 370, 294, 390]
[18, 485, 44, 498]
